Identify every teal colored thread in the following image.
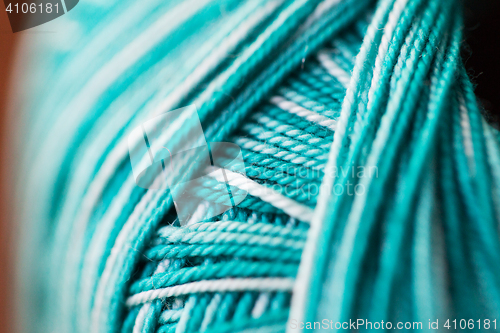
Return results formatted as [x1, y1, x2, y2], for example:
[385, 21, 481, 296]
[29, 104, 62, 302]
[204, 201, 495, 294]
[14, 0, 500, 333]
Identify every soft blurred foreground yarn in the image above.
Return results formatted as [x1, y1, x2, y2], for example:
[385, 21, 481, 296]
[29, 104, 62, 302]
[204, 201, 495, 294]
[14, 0, 500, 332]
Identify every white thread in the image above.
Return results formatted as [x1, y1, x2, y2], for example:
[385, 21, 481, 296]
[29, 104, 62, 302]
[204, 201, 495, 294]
[199, 294, 222, 332]
[251, 292, 271, 318]
[270, 96, 337, 131]
[133, 303, 151, 333]
[154, 259, 171, 274]
[126, 278, 295, 306]
[317, 51, 351, 87]
[458, 92, 475, 175]
[209, 168, 314, 223]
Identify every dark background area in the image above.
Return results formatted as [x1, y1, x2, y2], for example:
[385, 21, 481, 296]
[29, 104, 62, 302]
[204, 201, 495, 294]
[463, 0, 500, 128]
[0, 1, 499, 333]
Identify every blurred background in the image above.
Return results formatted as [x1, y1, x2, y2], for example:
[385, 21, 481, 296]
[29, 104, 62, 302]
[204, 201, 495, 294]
[0, 1, 499, 332]
[0, 6, 17, 333]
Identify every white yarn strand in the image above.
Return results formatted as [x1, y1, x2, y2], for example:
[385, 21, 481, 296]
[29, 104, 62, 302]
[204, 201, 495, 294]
[126, 278, 295, 306]
[270, 96, 337, 131]
[209, 168, 314, 223]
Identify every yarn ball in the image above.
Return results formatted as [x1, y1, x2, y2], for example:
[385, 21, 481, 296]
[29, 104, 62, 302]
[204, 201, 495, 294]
[14, 0, 500, 332]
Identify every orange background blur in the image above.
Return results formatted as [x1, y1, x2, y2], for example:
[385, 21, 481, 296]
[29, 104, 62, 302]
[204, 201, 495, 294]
[0, 5, 17, 333]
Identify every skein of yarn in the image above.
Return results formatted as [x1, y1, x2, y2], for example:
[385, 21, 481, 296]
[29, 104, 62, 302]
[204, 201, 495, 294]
[13, 0, 500, 332]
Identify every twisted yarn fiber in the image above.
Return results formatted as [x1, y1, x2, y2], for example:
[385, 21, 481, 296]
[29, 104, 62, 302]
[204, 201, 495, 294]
[14, 0, 500, 333]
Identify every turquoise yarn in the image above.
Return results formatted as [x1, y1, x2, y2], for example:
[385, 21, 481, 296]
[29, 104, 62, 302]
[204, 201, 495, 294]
[14, 0, 500, 333]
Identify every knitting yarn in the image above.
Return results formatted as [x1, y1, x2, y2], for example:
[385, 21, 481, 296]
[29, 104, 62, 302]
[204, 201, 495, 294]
[14, 0, 500, 332]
